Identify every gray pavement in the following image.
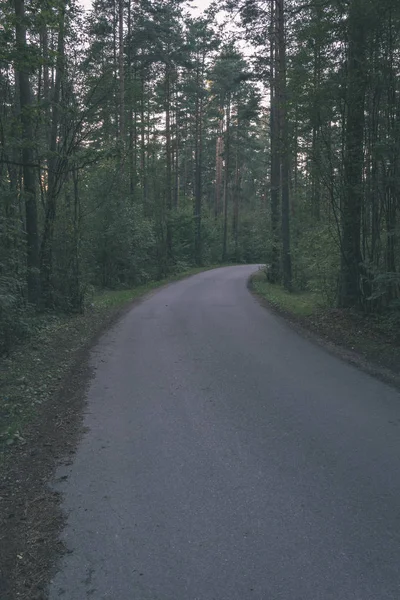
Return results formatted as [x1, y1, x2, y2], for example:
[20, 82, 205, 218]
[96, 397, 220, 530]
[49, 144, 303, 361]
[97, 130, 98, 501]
[49, 265, 400, 600]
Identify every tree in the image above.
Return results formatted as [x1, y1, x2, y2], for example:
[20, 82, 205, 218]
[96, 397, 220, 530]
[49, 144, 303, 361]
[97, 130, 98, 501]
[276, 0, 292, 291]
[14, 0, 40, 305]
[338, 0, 369, 307]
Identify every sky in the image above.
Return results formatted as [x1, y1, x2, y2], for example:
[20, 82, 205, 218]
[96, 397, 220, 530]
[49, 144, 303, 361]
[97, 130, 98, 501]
[187, 0, 213, 16]
[77, 0, 262, 97]
[79, 0, 213, 15]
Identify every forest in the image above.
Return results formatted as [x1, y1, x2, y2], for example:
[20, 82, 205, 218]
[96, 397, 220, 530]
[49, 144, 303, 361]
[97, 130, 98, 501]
[1, 0, 400, 353]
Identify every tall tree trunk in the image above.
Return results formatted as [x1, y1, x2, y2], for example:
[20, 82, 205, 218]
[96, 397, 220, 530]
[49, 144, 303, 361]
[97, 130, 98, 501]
[366, 77, 381, 267]
[127, 0, 135, 194]
[113, 0, 118, 139]
[14, 0, 40, 305]
[339, 0, 368, 307]
[276, 0, 292, 290]
[310, 0, 323, 221]
[71, 168, 82, 311]
[194, 58, 203, 265]
[118, 0, 125, 142]
[293, 104, 299, 200]
[232, 140, 240, 263]
[174, 77, 179, 208]
[132, 66, 138, 195]
[384, 13, 400, 302]
[269, 0, 280, 283]
[38, 23, 50, 210]
[140, 74, 147, 202]
[40, 1, 66, 306]
[165, 63, 173, 263]
[222, 95, 231, 261]
[214, 115, 223, 218]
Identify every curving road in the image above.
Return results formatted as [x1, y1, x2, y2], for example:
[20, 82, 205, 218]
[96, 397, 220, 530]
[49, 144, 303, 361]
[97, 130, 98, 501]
[50, 265, 400, 600]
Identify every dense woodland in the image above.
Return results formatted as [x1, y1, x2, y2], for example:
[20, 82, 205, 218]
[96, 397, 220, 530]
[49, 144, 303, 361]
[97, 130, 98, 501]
[1, 0, 400, 352]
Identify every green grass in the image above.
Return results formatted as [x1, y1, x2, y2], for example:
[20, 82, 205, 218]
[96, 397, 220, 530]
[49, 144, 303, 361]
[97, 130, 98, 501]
[94, 265, 220, 309]
[251, 272, 321, 317]
[0, 265, 225, 452]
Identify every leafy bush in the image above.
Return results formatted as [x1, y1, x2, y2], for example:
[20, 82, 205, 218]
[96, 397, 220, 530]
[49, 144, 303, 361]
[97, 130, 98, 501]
[292, 223, 339, 305]
[0, 276, 34, 354]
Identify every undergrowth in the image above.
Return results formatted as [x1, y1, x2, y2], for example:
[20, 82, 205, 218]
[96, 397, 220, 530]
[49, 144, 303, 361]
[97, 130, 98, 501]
[0, 265, 222, 453]
[251, 271, 323, 316]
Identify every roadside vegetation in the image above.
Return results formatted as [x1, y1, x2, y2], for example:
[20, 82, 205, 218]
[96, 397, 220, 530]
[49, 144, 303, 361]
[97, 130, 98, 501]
[2, 0, 400, 596]
[1, 0, 400, 457]
[251, 271, 400, 382]
[0, 267, 219, 452]
[252, 273, 320, 317]
[2, 0, 400, 451]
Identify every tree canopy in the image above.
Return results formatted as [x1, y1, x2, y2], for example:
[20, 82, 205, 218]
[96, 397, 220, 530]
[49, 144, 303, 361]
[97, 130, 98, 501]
[2, 0, 400, 351]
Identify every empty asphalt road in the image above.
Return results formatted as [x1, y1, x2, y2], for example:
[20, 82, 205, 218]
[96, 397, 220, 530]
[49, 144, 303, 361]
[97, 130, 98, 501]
[50, 265, 400, 600]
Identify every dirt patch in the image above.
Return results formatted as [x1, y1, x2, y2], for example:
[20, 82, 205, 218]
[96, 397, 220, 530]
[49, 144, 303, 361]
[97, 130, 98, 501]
[0, 358, 88, 599]
[249, 275, 400, 390]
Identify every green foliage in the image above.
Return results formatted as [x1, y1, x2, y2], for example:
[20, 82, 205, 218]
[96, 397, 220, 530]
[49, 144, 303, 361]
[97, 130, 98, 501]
[252, 272, 321, 317]
[13, 0, 396, 356]
[235, 210, 269, 264]
[292, 222, 340, 306]
[0, 276, 34, 355]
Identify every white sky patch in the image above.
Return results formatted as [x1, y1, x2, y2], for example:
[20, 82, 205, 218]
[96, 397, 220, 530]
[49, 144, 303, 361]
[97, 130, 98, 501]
[79, 0, 213, 14]
[76, 0, 267, 103]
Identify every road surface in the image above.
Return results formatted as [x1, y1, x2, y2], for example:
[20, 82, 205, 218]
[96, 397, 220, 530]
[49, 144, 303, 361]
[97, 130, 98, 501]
[50, 265, 400, 600]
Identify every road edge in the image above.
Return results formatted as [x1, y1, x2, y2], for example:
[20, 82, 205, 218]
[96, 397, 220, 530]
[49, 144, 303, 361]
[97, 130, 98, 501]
[0, 266, 225, 600]
[248, 273, 400, 391]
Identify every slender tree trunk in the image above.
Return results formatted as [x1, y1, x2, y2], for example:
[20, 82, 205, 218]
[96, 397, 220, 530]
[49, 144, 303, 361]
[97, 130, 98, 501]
[222, 95, 231, 261]
[233, 140, 240, 262]
[214, 115, 223, 218]
[384, 15, 400, 301]
[165, 63, 173, 263]
[146, 95, 150, 202]
[38, 23, 50, 210]
[174, 77, 179, 208]
[366, 78, 380, 266]
[269, 0, 280, 282]
[42, 27, 49, 109]
[339, 0, 368, 307]
[175, 128, 179, 207]
[140, 74, 146, 202]
[71, 168, 82, 311]
[310, 0, 323, 221]
[127, 1, 135, 195]
[40, 1, 66, 306]
[132, 67, 138, 193]
[194, 58, 203, 265]
[293, 104, 299, 199]
[118, 0, 125, 142]
[113, 0, 118, 139]
[14, 0, 40, 305]
[277, 0, 292, 290]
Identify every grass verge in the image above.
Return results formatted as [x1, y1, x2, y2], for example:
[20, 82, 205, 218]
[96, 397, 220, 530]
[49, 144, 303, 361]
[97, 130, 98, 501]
[0, 264, 229, 599]
[251, 273, 320, 317]
[0, 265, 219, 453]
[250, 270, 400, 386]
